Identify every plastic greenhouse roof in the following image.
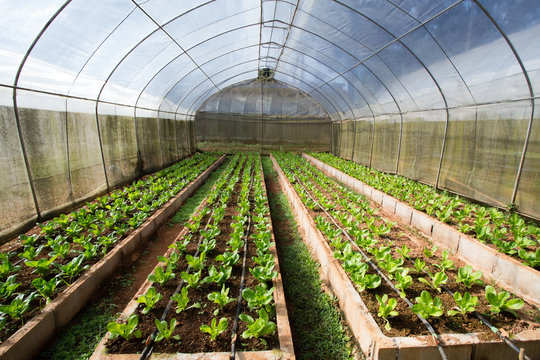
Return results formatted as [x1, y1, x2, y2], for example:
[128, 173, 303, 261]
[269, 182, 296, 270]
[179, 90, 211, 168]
[0, 0, 539, 122]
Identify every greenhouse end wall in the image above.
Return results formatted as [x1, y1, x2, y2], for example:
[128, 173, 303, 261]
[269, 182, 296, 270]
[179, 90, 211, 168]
[0, 105, 195, 243]
[332, 109, 540, 221]
[195, 112, 330, 152]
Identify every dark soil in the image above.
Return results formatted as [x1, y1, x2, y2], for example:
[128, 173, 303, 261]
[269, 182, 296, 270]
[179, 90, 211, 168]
[282, 156, 540, 338]
[106, 157, 279, 354]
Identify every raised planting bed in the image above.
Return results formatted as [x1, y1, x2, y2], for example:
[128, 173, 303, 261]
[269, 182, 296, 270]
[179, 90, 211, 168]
[304, 153, 540, 307]
[272, 152, 540, 360]
[0, 152, 225, 360]
[307, 152, 540, 270]
[91, 153, 294, 360]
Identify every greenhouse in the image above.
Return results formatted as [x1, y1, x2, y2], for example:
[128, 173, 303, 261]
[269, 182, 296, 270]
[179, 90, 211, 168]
[0, 0, 539, 359]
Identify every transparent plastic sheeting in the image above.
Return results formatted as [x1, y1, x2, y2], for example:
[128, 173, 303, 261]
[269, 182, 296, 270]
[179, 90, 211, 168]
[195, 80, 330, 152]
[0, 0, 539, 235]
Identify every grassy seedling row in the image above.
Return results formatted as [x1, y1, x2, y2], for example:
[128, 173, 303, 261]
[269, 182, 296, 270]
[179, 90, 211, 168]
[310, 152, 540, 269]
[274, 152, 539, 339]
[0, 152, 221, 342]
[105, 152, 280, 354]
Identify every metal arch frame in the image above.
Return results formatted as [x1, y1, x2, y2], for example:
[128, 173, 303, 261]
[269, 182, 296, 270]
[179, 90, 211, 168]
[12, 0, 72, 220]
[472, 0, 536, 206]
[261, 20, 405, 164]
[183, 62, 343, 121]
[385, 0, 477, 105]
[147, 36, 358, 120]
[172, 50, 367, 123]
[181, 56, 360, 122]
[281, 5, 421, 112]
[311, 0, 449, 188]
[260, 0, 281, 69]
[307, 0, 463, 95]
[272, 0, 299, 73]
[134, 44, 260, 114]
[186, 69, 340, 122]
[131, 20, 387, 155]
[91, 0, 224, 178]
[178, 54, 362, 116]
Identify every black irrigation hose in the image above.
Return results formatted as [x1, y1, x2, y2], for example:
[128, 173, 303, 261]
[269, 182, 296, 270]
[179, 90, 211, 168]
[230, 162, 256, 360]
[282, 162, 450, 360]
[438, 283, 533, 360]
[305, 158, 533, 360]
[140, 157, 241, 360]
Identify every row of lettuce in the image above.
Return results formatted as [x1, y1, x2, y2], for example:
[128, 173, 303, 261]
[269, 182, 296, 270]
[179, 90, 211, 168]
[309, 152, 539, 269]
[0, 152, 221, 341]
[274, 152, 526, 335]
[106, 153, 279, 352]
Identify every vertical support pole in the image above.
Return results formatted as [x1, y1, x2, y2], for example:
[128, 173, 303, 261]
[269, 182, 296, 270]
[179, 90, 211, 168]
[395, 113, 404, 174]
[12, 88, 42, 220]
[435, 108, 450, 190]
[133, 106, 143, 178]
[94, 101, 111, 194]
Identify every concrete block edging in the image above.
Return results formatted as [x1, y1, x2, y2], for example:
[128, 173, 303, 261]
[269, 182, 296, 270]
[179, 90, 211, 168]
[275, 154, 540, 360]
[302, 153, 540, 307]
[0, 155, 226, 360]
[90, 157, 294, 360]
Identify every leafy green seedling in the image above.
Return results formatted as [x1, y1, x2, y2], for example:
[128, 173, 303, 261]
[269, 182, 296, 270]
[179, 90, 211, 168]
[137, 286, 162, 314]
[411, 291, 443, 319]
[49, 242, 70, 259]
[155, 318, 180, 342]
[250, 263, 278, 283]
[434, 250, 454, 271]
[414, 258, 426, 273]
[485, 285, 524, 317]
[447, 291, 478, 317]
[396, 245, 411, 259]
[19, 234, 38, 246]
[239, 309, 276, 345]
[518, 248, 540, 268]
[157, 252, 180, 270]
[0, 253, 22, 279]
[26, 255, 58, 277]
[148, 266, 175, 285]
[107, 314, 141, 340]
[423, 245, 438, 258]
[18, 245, 44, 261]
[208, 285, 236, 314]
[350, 272, 381, 292]
[394, 268, 413, 298]
[0, 293, 36, 323]
[455, 265, 483, 288]
[200, 317, 228, 340]
[204, 265, 232, 286]
[181, 270, 202, 289]
[171, 287, 199, 313]
[0, 275, 21, 299]
[242, 283, 274, 312]
[56, 254, 88, 284]
[185, 253, 206, 271]
[32, 277, 61, 303]
[376, 294, 399, 331]
[216, 251, 240, 267]
[418, 270, 448, 292]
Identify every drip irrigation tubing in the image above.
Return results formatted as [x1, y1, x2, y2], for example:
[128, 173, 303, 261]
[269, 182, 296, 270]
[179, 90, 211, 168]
[230, 161, 256, 360]
[285, 154, 533, 360]
[277, 157, 449, 360]
[140, 156, 241, 360]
